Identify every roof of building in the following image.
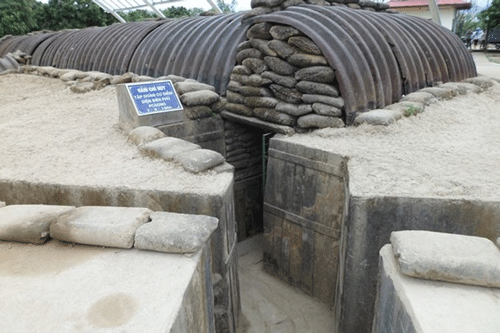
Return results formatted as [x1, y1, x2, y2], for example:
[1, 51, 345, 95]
[388, 0, 472, 10]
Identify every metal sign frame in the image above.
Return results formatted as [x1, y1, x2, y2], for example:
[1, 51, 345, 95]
[92, 0, 222, 23]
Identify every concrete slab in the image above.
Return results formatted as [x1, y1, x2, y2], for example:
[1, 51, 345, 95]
[0, 240, 214, 333]
[50, 206, 152, 249]
[0, 205, 75, 244]
[135, 212, 218, 253]
[373, 244, 500, 333]
[391, 230, 500, 288]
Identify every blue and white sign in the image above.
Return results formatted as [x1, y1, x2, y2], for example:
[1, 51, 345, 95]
[127, 80, 183, 115]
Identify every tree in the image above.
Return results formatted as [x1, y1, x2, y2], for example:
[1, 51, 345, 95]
[36, 0, 115, 31]
[478, 0, 500, 30]
[455, 12, 480, 37]
[0, 0, 37, 37]
[119, 9, 156, 22]
[217, 0, 237, 13]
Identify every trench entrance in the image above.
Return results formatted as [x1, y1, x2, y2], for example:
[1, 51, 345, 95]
[223, 119, 275, 242]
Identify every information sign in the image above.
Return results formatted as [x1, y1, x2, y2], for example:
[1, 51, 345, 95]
[126, 80, 183, 115]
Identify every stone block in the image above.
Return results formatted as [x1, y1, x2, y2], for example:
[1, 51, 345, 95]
[139, 137, 200, 161]
[354, 109, 403, 126]
[269, 25, 302, 40]
[419, 87, 454, 100]
[298, 114, 344, 128]
[0, 205, 75, 244]
[175, 149, 225, 173]
[127, 126, 166, 146]
[135, 212, 218, 253]
[400, 91, 438, 105]
[390, 230, 500, 287]
[264, 57, 298, 76]
[50, 206, 151, 248]
[302, 94, 344, 108]
[174, 81, 215, 95]
[267, 40, 299, 59]
[180, 90, 220, 107]
[261, 71, 297, 88]
[466, 76, 494, 89]
[296, 80, 339, 97]
[295, 66, 335, 83]
[288, 36, 323, 55]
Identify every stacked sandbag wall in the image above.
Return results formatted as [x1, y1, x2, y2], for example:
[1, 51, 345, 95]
[226, 22, 346, 132]
[244, 0, 391, 19]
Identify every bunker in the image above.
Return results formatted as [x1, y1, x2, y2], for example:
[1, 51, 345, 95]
[1, 3, 497, 333]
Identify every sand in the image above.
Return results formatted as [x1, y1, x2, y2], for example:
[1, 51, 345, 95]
[284, 82, 500, 201]
[0, 74, 231, 195]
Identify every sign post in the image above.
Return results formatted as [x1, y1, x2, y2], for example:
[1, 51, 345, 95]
[117, 80, 184, 130]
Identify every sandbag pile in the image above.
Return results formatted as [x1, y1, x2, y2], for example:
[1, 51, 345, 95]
[225, 22, 345, 131]
[244, 0, 392, 19]
[13, 65, 221, 122]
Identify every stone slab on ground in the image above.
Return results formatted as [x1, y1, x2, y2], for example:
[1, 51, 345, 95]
[0, 240, 214, 333]
[373, 244, 500, 333]
[135, 212, 218, 253]
[390, 230, 500, 288]
[0, 205, 75, 244]
[50, 206, 151, 248]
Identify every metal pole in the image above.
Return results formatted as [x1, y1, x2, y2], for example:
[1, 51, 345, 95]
[93, 0, 127, 23]
[142, 0, 167, 18]
[428, 0, 442, 25]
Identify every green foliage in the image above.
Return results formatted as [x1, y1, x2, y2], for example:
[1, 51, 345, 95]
[118, 9, 156, 22]
[38, 0, 115, 31]
[479, 0, 500, 30]
[0, 0, 38, 37]
[455, 12, 480, 37]
[404, 104, 419, 117]
[162, 6, 203, 18]
[217, 0, 237, 13]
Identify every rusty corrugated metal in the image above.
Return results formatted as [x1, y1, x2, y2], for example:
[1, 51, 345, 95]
[128, 14, 248, 93]
[249, 5, 476, 124]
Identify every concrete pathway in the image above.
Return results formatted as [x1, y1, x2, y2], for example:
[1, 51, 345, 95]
[237, 234, 335, 333]
[472, 51, 500, 81]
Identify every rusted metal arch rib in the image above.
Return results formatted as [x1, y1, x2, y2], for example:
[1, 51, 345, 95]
[353, 11, 424, 94]
[326, 7, 402, 105]
[107, 21, 163, 75]
[310, 6, 390, 108]
[67, 27, 106, 71]
[31, 32, 66, 66]
[155, 17, 212, 78]
[128, 18, 201, 77]
[386, 13, 450, 84]
[44, 30, 84, 68]
[201, 15, 248, 94]
[250, 8, 374, 125]
[406, 15, 476, 80]
[81, 23, 125, 72]
[178, 14, 241, 79]
[0, 36, 29, 56]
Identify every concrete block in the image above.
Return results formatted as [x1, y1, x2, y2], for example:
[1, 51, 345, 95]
[373, 244, 500, 333]
[127, 126, 166, 146]
[401, 91, 438, 105]
[175, 149, 225, 173]
[50, 206, 152, 248]
[0, 205, 75, 244]
[134, 212, 218, 253]
[391, 230, 500, 287]
[139, 137, 200, 161]
[354, 109, 403, 126]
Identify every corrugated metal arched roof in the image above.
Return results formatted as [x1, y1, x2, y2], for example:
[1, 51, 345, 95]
[249, 5, 476, 124]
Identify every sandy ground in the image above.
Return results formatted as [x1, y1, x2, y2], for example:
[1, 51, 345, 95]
[285, 82, 500, 201]
[237, 235, 334, 333]
[0, 74, 231, 195]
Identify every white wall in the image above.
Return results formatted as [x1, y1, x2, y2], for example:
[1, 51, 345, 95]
[395, 7, 457, 31]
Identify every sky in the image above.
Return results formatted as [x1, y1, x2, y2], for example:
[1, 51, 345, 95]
[36, 0, 252, 12]
[36, 0, 491, 13]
